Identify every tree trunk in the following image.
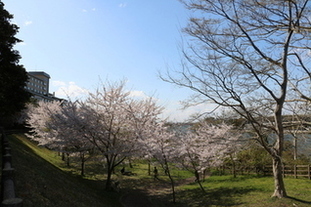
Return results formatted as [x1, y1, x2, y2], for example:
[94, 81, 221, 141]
[230, 154, 236, 178]
[66, 153, 70, 167]
[128, 157, 133, 168]
[293, 135, 297, 161]
[272, 156, 287, 198]
[162, 160, 176, 203]
[167, 170, 176, 203]
[80, 152, 85, 177]
[197, 179, 206, 193]
[105, 167, 113, 191]
[271, 81, 287, 198]
[61, 152, 65, 161]
[202, 169, 206, 182]
[81, 160, 85, 177]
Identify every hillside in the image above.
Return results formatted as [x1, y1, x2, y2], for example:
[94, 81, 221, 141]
[6, 133, 122, 207]
[4, 133, 311, 207]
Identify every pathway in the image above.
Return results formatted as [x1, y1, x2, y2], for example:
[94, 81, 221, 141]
[120, 176, 196, 207]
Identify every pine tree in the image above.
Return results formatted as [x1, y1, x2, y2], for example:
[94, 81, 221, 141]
[0, 1, 31, 126]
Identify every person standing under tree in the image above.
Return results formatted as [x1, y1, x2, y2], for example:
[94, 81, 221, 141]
[153, 167, 159, 180]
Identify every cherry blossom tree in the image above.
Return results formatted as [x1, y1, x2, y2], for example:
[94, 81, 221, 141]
[142, 122, 179, 203]
[26, 100, 93, 176]
[26, 101, 63, 148]
[51, 100, 94, 176]
[26, 81, 164, 190]
[176, 122, 241, 192]
[77, 81, 163, 190]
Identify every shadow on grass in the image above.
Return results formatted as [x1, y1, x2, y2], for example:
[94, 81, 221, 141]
[287, 196, 311, 205]
[8, 134, 122, 207]
[203, 175, 264, 184]
[173, 186, 256, 207]
[126, 180, 257, 207]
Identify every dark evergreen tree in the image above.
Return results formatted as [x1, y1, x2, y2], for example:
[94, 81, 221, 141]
[0, 1, 31, 126]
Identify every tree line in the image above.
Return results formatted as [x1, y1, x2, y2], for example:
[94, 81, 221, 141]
[24, 81, 241, 203]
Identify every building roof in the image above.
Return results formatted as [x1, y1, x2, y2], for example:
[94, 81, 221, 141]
[28, 71, 51, 79]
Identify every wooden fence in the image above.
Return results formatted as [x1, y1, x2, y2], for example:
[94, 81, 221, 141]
[1, 127, 23, 207]
[217, 164, 311, 179]
[263, 165, 311, 179]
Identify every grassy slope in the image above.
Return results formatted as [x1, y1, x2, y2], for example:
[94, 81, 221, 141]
[5, 133, 311, 207]
[7, 134, 122, 207]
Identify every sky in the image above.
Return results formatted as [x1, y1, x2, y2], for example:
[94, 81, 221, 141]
[3, 0, 214, 122]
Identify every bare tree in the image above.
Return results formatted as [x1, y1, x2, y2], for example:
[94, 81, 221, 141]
[163, 0, 311, 198]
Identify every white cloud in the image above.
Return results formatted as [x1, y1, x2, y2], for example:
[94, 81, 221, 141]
[52, 80, 66, 87]
[129, 90, 148, 98]
[52, 81, 89, 100]
[24, 20, 33, 26]
[119, 3, 127, 8]
[161, 101, 218, 122]
[82, 8, 96, 13]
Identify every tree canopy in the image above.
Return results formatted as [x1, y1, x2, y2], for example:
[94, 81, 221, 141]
[0, 1, 30, 126]
[27, 81, 164, 190]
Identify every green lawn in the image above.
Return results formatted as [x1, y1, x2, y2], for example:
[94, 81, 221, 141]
[7, 134, 122, 207]
[174, 175, 311, 207]
[5, 133, 311, 207]
[115, 165, 311, 206]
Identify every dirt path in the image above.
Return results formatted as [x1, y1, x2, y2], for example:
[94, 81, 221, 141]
[120, 177, 196, 207]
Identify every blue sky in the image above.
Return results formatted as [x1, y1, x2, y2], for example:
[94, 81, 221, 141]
[3, 0, 214, 122]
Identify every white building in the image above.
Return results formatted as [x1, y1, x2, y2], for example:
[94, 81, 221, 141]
[25, 71, 63, 102]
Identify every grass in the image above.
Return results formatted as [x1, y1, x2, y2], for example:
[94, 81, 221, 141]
[112, 163, 311, 207]
[174, 175, 311, 207]
[4, 133, 311, 207]
[7, 134, 122, 207]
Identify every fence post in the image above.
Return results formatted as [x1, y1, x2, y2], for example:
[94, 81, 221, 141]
[308, 165, 311, 180]
[1, 128, 23, 207]
[294, 165, 297, 179]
